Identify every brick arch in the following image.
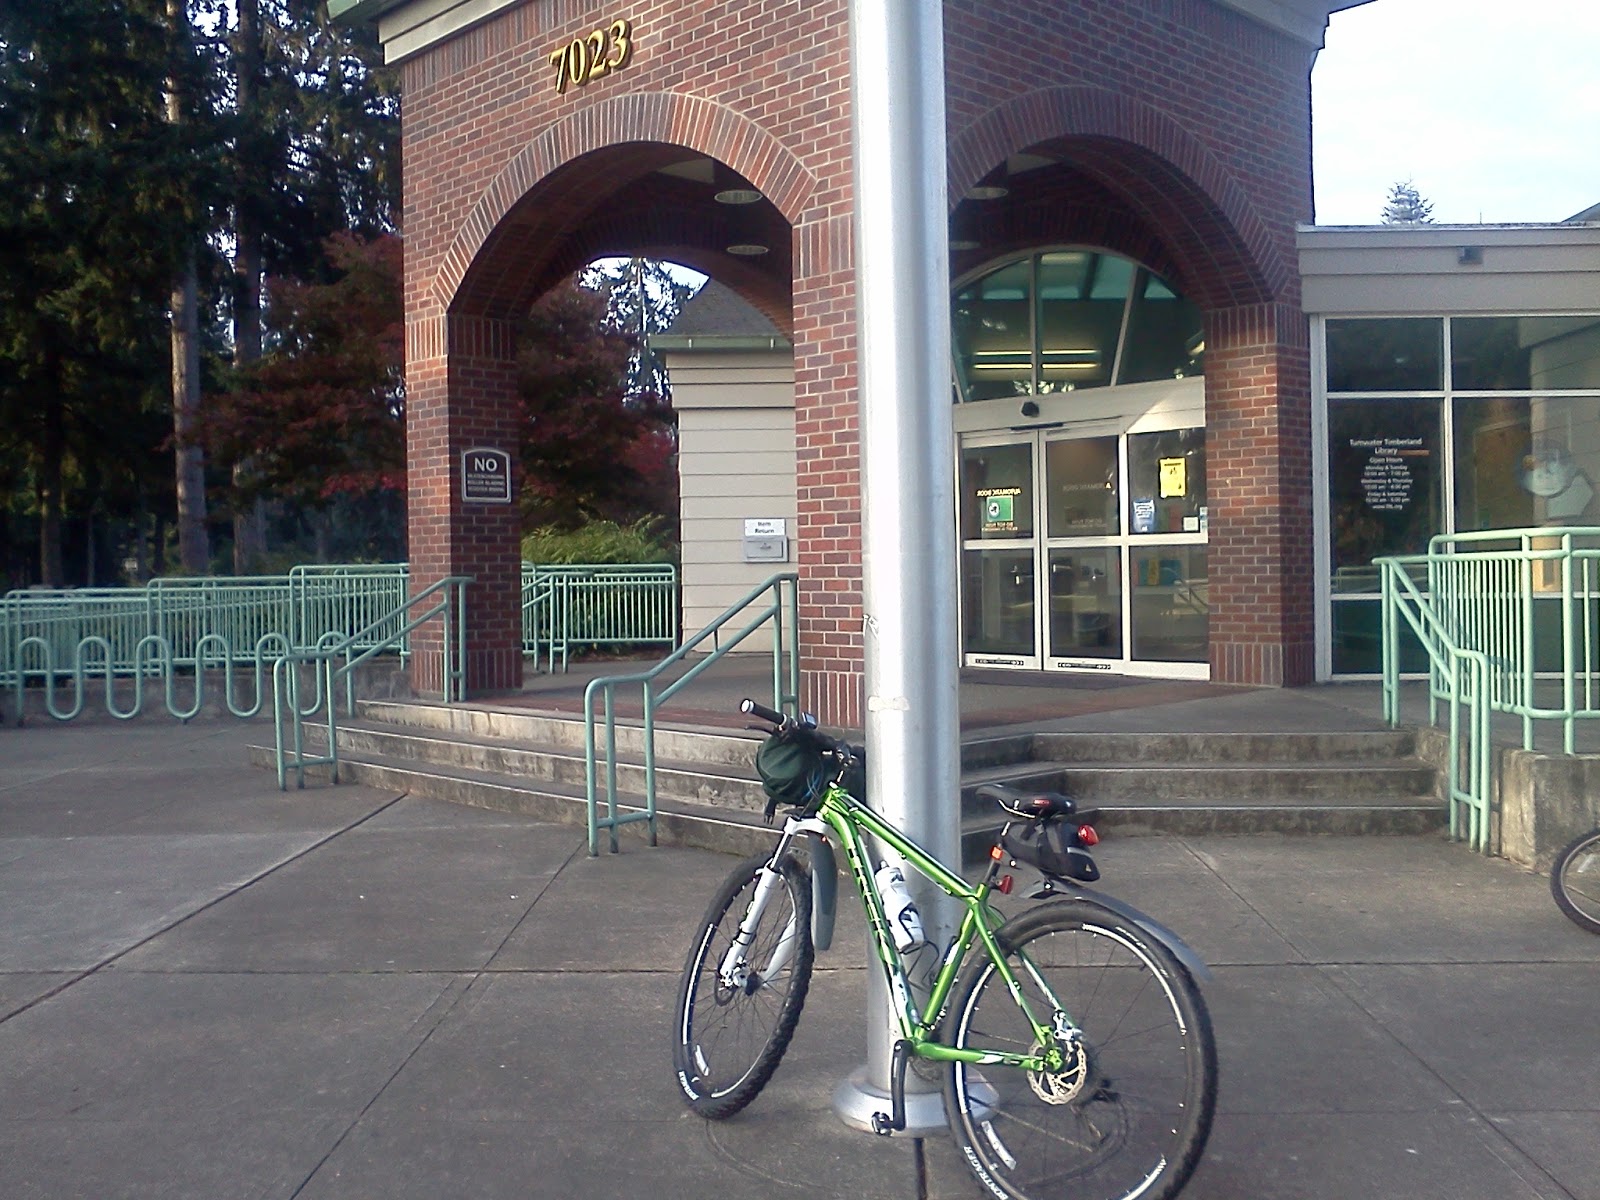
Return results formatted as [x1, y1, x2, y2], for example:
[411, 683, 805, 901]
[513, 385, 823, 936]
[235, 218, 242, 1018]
[456, 180, 795, 337]
[432, 92, 817, 315]
[949, 86, 1282, 309]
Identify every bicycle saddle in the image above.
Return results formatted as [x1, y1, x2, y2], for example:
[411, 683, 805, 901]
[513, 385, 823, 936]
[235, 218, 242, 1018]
[976, 784, 1075, 821]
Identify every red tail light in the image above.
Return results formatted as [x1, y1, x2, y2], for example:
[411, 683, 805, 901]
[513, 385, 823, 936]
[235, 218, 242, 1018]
[1077, 824, 1100, 846]
[997, 874, 1014, 895]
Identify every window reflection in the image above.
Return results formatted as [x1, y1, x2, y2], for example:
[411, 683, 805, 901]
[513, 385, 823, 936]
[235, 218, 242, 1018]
[1035, 251, 1126, 391]
[1045, 437, 1118, 537]
[1453, 316, 1600, 391]
[1130, 546, 1207, 662]
[951, 251, 1204, 401]
[961, 443, 1034, 540]
[954, 260, 1032, 402]
[1327, 398, 1442, 593]
[1049, 549, 1121, 658]
[1127, 428, 1205, 534]
[1454, 395, 1600, 531]
[963, 549, 1036, 657]
[1120, 275, 1204, 384]
[1327, 318, 1443, 392]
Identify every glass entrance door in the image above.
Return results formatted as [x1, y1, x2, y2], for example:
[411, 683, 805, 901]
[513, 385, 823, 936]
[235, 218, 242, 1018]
[960, 428, 1209, 677]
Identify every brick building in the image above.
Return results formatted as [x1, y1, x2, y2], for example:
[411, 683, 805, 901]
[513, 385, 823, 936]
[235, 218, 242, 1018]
[333, 0, 1371, 724]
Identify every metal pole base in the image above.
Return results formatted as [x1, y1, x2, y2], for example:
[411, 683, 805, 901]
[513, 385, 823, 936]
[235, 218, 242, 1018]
[831, 1065, 946, 1137]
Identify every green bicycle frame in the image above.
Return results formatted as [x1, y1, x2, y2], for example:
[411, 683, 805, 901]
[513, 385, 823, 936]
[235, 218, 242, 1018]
[795, 780, 1068, 1075]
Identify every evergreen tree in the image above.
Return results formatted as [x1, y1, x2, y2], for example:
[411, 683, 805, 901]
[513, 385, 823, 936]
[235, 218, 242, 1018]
[1381, 179, 1435, 225]
[0, 0, 221, 583]
[579, 258, 698, 403]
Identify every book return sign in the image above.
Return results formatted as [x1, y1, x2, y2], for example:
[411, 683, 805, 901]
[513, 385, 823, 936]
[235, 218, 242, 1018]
[461, 447, 513, 504]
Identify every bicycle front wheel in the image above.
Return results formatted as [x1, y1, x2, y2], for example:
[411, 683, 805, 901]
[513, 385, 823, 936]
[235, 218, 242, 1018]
[672, 852, 814, 1119]
[1552, 828, 1600, 934]
[942, 899, 1216, 1200]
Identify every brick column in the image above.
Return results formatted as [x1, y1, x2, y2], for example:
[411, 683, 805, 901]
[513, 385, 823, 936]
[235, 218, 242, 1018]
[794, 213, 866, 728]
[1204, 302, 1314, 687]
[406, 311, 525, 697]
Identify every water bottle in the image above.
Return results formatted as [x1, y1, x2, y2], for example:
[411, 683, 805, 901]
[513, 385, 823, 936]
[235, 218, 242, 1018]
[874, 862, 925, 953]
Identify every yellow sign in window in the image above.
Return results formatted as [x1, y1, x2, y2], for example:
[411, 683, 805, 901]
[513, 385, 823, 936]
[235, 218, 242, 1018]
[1159, 457, 1187, 499]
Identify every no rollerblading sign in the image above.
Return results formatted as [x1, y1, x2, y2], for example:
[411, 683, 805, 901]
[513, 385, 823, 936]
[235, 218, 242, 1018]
[461, 448, 513, 504]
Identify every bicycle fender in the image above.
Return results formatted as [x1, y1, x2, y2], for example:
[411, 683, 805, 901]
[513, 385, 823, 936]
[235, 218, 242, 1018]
[1057, 887, 1212, 983]
[799, 832, 838, 952]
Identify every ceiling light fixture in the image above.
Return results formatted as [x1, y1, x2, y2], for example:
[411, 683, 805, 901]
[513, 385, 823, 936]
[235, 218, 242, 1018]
[726, 243, 769, 257]
[714, 188, 763, 205]
[966, 184, 1009, 201]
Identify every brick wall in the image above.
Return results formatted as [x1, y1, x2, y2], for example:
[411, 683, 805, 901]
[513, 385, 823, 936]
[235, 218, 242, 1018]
[396, 0, 1322, 710]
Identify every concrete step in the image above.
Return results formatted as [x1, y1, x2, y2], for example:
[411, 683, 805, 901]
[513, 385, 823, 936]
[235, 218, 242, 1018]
[320, 720, 769, 812]
[1029, 729, 1420, 764]
[1015, 761, 1436, 803]
[958, 792, 1448, 863]
[355, 699, 762, 767]
[259, 700, 1448, 861]
[246, 742, 781, 858]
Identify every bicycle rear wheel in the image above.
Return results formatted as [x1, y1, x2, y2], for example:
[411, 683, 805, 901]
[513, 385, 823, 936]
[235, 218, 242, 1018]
[673, 852, 814, 1119]
[1552, 828, 1600, 934]
[942, 899, 1216, 1200]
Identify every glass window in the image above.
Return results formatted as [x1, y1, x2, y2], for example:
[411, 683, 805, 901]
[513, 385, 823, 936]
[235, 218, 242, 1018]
[1332, 598, 1430, 675]
[961, 442, 1034, 541]
[1327, 318, 1443, 392]
[1454, 395, 1600, 531]
[1129, 545, 1207, 662]
[1035, 251, 1124, 391]
[1453, 316, 1600, 391]
[1127, 428, 1205, 534]
[1044, 437, 1118, 537]
[1048, 548, 1121, 658]
[1118, 272, 1204, 384]
[954, 259, 1032, 401]
[1328, 398, 1442, 593]
[963, 549, 1036, 657]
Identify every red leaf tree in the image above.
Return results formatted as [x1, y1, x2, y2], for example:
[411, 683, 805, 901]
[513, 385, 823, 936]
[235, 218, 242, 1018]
[203, 236, 677, 542]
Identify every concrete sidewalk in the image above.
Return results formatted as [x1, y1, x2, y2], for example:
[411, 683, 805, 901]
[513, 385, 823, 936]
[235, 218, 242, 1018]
[3, 719, 1599, 1199]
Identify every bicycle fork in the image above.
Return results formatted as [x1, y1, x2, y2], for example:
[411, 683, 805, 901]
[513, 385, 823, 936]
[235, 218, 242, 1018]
[718, 862, 801, 992]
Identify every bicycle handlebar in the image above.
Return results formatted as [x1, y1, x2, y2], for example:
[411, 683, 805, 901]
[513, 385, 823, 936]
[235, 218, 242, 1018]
[739, 698, 786, 727]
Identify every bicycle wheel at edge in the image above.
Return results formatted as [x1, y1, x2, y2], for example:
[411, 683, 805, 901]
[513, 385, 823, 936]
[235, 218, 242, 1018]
[941, 898, 1217, 1200]
[1551, 828, 1600, 935]
[673, 852, 814, 1119]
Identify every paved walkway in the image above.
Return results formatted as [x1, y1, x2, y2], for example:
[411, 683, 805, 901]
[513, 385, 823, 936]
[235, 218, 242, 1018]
[3, 719, 1600, 1199]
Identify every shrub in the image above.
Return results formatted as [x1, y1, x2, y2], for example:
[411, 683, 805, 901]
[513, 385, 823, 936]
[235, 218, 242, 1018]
[520, 517, 676, 565]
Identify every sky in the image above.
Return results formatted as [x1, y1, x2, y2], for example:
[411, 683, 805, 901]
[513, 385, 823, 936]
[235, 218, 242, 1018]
[1311, 0, 1600, 226]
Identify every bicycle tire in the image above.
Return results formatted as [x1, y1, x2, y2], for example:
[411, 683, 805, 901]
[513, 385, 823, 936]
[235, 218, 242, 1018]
[1551, 828, 1600, 935]
[673, 852, 814, 1119]
[941, 898, 1216, 1200]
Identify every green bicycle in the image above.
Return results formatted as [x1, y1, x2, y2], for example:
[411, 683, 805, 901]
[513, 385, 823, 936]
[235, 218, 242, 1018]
[673, 700, 1217, 1200]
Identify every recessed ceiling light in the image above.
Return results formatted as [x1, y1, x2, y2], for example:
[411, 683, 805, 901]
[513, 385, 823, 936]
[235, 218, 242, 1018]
[714, 188, 763, 205]
[950, 239, 980, 251]
[726, 243, 769, 256]
[966, 185, 1009, 201]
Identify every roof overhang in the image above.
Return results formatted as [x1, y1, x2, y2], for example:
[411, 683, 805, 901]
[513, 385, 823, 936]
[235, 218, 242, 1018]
[1298, 222, 1600, 316]
[1209, 0, 1375, 48]
[332, 0, 1377, 65]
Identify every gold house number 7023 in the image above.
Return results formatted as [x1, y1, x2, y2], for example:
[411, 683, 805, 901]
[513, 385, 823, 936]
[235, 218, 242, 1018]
[550, 18, 634, 94]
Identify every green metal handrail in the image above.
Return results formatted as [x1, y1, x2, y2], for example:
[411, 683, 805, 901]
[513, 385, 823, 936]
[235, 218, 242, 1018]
[520, 563, 678, 671]
[1377, 526, 1600, 853]
[274, 576, 471, 790]
[1377, 557, 1493, 851]
[583, 572, 799, 855]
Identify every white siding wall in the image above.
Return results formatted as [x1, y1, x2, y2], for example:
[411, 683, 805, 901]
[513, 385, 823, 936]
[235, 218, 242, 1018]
[669, 351, 797, 651]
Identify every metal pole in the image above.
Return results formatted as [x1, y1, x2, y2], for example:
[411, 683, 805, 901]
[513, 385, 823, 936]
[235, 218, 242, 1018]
[833, 0, 960, 1137]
